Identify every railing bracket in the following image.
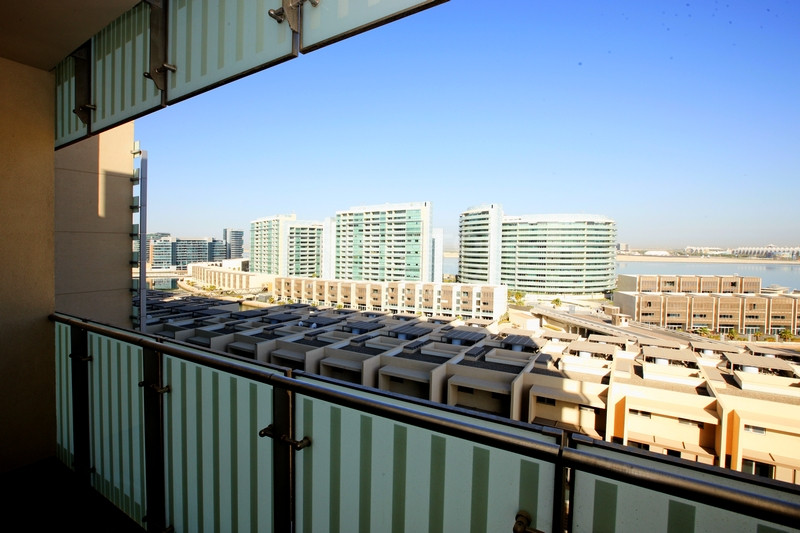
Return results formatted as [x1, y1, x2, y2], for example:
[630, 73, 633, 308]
[266, 0, 319, 33]
[68, 352, 93, 362]
[138, 381, 171, 394]
[259, 424, 312, 451]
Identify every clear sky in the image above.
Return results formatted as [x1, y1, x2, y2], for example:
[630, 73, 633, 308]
[134, 0, 799, 250]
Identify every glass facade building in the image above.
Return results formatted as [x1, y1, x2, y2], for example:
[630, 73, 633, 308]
[458, 204, 503, 285]
[223, 228, 244, 259]
[250, 214, 296, 274]
[334, 202, 433, 282]
[459, 207, 617, 295]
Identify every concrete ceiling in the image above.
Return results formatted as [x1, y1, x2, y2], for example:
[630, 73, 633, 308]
[0, 0, 139, 71]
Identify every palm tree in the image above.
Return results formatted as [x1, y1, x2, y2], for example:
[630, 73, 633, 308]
[551, 298, 562, 308]
[779, 328, 794, 342]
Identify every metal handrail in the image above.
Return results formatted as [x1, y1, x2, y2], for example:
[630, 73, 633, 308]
[52, 312, 800, 529]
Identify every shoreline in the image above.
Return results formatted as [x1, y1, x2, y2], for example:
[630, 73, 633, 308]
[616, 255, 799, 265]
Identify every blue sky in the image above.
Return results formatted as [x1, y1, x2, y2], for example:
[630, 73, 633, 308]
[134, 0, 799, 250]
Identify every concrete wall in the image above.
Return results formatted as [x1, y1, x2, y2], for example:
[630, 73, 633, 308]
[55, 123, 134, 328]
[0, 57, 55, 472]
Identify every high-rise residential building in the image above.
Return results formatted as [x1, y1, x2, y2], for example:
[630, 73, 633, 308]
[250, 214, 297, 274]
[334, 202, 434, 282]
[284, 221, 324, 277]
[459, 204, 503, 285]
[223, 228, 244, 259]
[250, 203, 442, 282]
[458, 206, 617, 295]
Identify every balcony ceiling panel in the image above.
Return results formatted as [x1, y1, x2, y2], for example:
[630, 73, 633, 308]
[0, 0, 139, 71]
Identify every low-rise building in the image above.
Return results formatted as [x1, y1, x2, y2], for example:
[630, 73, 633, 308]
[273, 276, 508, 321]
[614, 275, 799, 335]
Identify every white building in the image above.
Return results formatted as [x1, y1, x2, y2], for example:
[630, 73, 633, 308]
[333, 202, 437, 282]
[459, 204, 503, 285]
[458, 207, 617, 296]
[282, 220, 324, 278]
[222, 228, 244, 259]
[250, 214, 296, 274]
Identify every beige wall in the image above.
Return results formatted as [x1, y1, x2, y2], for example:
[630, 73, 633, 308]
[55, 123, 134, 328]
[0, 57, 56, 472]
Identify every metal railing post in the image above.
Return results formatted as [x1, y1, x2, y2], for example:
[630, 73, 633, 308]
[69, 325, 91, 483]
[141, 346, 169, 532]
[271, 381, 294, 532]
[552, 432, 568, 533]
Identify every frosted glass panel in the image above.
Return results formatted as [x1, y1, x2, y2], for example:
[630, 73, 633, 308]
[570, 442, 798, 533]
[294, 376, 557, 533]
[301, 0, 446, 52]
[168, 0, 296, 103]
[54, 57, 89, 148]
[92, 3, 162, 132]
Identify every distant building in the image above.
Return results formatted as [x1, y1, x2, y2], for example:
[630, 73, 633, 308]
[188, 260, 272, 292]
[334, 202, 436, 282]
[274, 276, 507, 321]
[133, 232, 171, 263]
[222, 228, 244, 259]
[458, 206, 617, 295]
[459, 204, 503, 285]
[733, 245, 800, 259]
[284, 220, 324, 278]
[148, 236, 227, 270]
[250, 214, 297, 275]
[250, 215, 324, 277]
[614, 274, 800, 335]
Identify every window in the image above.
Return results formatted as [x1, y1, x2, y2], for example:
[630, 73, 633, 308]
[744, 424, 766, 435]
[536, 396, 556, 406]
[629, 409, 651, 418]
[742, 459, 774, 479]
[458, 386, 474, 394]
[679, 418, 704, 429]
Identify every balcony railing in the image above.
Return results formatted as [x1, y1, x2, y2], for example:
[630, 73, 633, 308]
[53, 313, 800, 533]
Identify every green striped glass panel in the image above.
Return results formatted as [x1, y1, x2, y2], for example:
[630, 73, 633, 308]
[294, 377, 556, 533]
[92, 2, 162, 133]
[167, 0, 296, 103]
[571, 441, 800, 533]
[54, 56, 88, 148]
[54, 322, 74, 465]
[87, 332, 146, 526]
[163, 355, 275, 533]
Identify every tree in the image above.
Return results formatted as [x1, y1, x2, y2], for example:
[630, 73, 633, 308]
[551, 298, 562, 308]
[726, 329, 738, 341]
[696, 327, 711, 337]
[779, 328, 794, 342]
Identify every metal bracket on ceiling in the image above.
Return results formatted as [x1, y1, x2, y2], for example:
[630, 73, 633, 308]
[268, 0, 320, 33]
[71, 40, 93, 126]
[143, 0, 172, 97]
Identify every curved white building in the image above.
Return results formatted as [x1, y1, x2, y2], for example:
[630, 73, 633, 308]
[458, 204, 503, 285]
[459, 208, 617, 295]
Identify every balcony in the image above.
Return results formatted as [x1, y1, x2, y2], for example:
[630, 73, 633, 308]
[45, 313, 800, 532]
